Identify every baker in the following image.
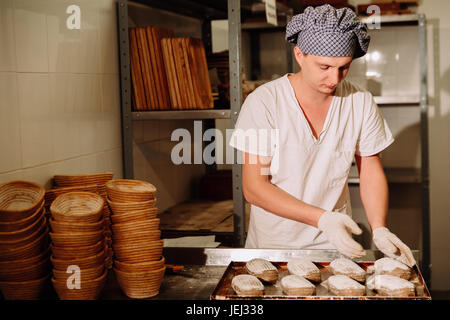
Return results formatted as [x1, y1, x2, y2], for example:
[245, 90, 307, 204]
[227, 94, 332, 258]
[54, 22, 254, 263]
[229, 4, 415, 267]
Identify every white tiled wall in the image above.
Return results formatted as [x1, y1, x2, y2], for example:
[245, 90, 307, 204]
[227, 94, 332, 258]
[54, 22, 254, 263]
[347, 26, 420, 96]
[133, 120, 206, 212]
[0, 0, 123, 190]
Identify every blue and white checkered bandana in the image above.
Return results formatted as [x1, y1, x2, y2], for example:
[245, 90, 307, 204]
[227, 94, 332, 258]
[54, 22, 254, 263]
[286, 4, 370, 59]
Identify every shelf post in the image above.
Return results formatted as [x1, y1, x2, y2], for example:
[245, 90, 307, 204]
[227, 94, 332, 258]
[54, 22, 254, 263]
[418, 13, 430, 287]
[117, 0, 134, 179]
[229, 0, 246, 247]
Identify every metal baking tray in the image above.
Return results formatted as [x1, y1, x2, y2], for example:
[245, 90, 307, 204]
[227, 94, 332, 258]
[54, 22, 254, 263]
[211, 261, 431, 300]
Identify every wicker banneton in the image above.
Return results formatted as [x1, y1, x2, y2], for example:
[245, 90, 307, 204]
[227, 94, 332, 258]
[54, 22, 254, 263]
[53, 173, 114, 188]
[50, 249, 107, 271]
[52, 264, 104, 282]
[112, 240, 163, 263]
[50, 192, 104, 223]
[111, 218, 160, 234]
[0, 211, 46, 242]
[0, 181, 51, 299]
[0, 255, 51, 282]
[0, 228, 49, 261]
[112, 229, 161, 242]
[0, 217, 47, 250]
[110, 209, 158, 224]
[114, 266, 165, 299]
[106, 179, 156, 203]
[0, 201, 44, 233]
[49, 229, 104, 247]
[0, 247, 50, 271]
[0, 273, 51, 300]
[107, 198, 157, 214]
[114, 256, 165, 273]
[50, 240, 105, 259]
[46, 175, 113, 272]
[44, 184, 100, 208]
[51, 269, 107, 300]
[0, 180, 45, 222]
[49, 218, 105, 234]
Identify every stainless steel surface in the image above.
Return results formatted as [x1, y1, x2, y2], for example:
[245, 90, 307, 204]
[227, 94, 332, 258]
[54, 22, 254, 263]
[132, 110, 231, 120]
[202, 248, 420, 266]
[229, 0, 246, 248]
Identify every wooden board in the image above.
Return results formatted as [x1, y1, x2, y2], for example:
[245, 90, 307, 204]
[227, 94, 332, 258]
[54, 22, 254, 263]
[161, 38, 180, 109]
[160, 200, 232, 231]
[181, 38, 197, 109]
[190, 38, 214, 109]
[129, 28, 146, 111]
[145, 26, 162, 109]
[185, 37, 203, 109]
[172, 38, 189, 109]
[136, 27, 155, 110]
[159, 199, 250, 232]
[211, 261, 431, 300]
[151, 26, 174, 110]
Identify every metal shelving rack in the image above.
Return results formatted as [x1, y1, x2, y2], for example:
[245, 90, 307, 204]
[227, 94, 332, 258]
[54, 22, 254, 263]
[117, 0, 292, 247]
[349, 14, 430, 285]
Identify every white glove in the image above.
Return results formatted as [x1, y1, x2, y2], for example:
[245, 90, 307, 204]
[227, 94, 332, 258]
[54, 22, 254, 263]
[372, 227, 416, 267]
[318, 211, 366, 259]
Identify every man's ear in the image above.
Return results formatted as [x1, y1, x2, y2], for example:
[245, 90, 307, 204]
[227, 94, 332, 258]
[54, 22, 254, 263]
[293, 46, 305, 69]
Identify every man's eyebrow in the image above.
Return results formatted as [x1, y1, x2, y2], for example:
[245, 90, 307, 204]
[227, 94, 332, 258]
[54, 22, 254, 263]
[317, 62, 351, 68]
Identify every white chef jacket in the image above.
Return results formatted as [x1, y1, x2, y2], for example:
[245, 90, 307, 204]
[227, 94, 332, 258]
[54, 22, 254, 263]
[229, 73, 394, 249]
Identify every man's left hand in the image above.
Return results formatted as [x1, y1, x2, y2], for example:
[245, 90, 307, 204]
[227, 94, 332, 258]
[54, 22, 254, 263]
[372, 227, 416, 267]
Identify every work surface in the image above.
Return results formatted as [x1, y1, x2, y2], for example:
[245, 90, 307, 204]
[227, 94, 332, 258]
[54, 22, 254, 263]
[99, 248, 423, 300]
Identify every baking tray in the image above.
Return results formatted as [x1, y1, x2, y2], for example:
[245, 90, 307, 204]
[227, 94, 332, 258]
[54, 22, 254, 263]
[211, 261, 431, 300]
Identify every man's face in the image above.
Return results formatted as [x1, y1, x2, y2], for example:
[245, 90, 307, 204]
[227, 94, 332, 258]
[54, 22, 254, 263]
[294, 47, 353, 95]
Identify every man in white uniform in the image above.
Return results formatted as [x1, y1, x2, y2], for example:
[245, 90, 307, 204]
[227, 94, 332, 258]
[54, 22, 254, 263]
[229, 5, 415, 267]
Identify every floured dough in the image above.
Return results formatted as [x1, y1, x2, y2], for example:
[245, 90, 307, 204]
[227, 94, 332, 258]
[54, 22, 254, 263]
[231, 274, 264, 296]
[281, 275, 315, 296]
[374, 257, 412, 280]
[245, 258, 279, 283]
[329, 258, 366, 282]
[327, 275, 366, 296]
[366, 274, 415, 297]
[287, 258, 321, 283]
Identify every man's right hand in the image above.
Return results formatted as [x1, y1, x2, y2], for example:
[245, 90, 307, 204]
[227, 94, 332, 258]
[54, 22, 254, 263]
[318, 211, 366, 259]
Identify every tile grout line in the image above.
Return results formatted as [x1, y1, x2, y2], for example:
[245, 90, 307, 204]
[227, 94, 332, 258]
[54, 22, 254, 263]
[11, 0, 25, 172]
[0, 147, 122, 176]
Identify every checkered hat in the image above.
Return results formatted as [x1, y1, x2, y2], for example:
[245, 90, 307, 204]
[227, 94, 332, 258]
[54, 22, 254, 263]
[286, 4, 370, 59]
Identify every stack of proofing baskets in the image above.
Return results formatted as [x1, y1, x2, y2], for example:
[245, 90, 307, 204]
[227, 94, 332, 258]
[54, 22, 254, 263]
[44, 173, 114, 268]
[106, 179, 165, 299]
[49, 191, 108, 299]
[0, 181, 51, 300]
